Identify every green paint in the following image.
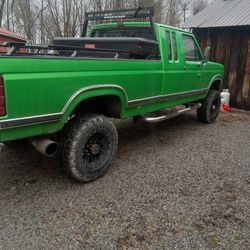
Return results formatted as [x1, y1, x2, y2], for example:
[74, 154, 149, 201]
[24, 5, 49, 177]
[0, 23, 224, 142]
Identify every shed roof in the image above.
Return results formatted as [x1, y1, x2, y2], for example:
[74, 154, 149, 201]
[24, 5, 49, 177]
[0, 28, 27, 41]
[183, 0, 250, 28]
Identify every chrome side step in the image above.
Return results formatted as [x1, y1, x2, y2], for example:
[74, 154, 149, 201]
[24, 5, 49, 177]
[139, 103, 202, 124]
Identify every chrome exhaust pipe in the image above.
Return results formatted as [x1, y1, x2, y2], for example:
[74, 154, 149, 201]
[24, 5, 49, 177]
[31, 138, 58, 157]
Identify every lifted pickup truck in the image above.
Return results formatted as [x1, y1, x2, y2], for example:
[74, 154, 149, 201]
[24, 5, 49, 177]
[0, 8, 224, 182]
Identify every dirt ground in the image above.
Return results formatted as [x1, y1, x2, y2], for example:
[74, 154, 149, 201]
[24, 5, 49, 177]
[0, 110, 250, 249]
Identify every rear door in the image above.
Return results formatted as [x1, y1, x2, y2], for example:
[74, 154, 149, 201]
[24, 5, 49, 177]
[161, 29, 185, 95]
[161, 28, 204, 97]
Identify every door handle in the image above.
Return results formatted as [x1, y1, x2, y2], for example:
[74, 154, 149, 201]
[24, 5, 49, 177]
[197, 73, 202, 77]
[184, 65, 189, 70]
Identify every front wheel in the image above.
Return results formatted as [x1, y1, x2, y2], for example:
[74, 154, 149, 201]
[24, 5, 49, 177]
[197, 90, 221, 124]
[62, 114, 118, 183]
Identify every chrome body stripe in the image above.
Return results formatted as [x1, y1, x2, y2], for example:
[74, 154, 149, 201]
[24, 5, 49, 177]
[128, 88, 208, 107]
[208, 75, 223, 89]
[61, 84, 129, 113]
[0, 113, 62, 130]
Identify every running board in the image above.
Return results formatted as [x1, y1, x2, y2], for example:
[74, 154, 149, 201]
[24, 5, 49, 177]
[138, 103, 202, 124]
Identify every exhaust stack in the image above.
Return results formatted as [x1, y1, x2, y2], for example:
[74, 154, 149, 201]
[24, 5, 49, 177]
[31, 138, 58, 157]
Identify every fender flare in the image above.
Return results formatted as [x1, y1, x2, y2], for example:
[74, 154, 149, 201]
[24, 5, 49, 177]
[61, 84, 129, 123]
[208, 75, 223, 92]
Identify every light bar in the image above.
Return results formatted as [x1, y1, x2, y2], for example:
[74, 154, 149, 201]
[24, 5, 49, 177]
[85, 7, 154, 21]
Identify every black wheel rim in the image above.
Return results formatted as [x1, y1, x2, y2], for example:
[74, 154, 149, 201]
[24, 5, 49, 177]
[210, 96, 220, 118]
[82, 131, 110, 171]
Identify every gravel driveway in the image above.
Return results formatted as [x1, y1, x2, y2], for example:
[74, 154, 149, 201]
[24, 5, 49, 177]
[0, 110, 250, 249]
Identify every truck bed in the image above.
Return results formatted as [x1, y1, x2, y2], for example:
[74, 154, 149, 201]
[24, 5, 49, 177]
[52, 37, 160, 60]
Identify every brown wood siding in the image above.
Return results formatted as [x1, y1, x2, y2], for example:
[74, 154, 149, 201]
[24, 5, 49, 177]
[194, 26, 250, 110]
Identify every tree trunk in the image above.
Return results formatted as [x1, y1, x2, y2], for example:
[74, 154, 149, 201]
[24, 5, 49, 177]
[0, 0, 6, 27]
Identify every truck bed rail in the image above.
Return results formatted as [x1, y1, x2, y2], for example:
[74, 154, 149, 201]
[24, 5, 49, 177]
[0, 41, 159, 60]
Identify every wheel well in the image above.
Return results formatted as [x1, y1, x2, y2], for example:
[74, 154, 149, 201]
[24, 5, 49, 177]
[210, 80, 222, 92]
[72, 95, 122, 118]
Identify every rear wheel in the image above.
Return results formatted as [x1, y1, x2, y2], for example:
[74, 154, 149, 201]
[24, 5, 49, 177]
[62, 114, 118, 183]
[197, 90, 221, 124]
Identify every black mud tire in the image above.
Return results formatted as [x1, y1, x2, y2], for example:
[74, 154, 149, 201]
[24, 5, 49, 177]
[3, 139, 27, 148]
[197, 90, 221, 124]
[62, 114, 118, 183]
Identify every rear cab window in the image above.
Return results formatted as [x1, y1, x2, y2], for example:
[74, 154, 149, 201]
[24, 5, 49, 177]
[166, 31, 179, 63]
[172, 32, 178, 61]
[166, 31, 172, 61]
[182, 34, 202, 62]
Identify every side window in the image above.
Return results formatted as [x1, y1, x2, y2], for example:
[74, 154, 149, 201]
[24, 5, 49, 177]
[166, 31, 172, 61]
[182, 34, 202, 61]
[172, 33, 178, 61]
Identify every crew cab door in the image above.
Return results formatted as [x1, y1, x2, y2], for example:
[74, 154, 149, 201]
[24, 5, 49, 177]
[161, 28, 204, 98]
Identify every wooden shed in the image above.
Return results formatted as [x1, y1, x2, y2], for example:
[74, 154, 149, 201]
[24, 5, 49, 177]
[183, 0, 250, 110]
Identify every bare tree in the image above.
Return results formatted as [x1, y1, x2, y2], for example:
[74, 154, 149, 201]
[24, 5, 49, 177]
[38, 0, 79, 41]
[193, 0, 208, 15]
[4, 0, 16, 31]
[1, 0, 198, 43]
[14, 0, 37, 40]
[112, 0, 123, 9]
[165, 0, 182, 26]
[179, 0, 191, 23]
[0, 0, 6, 27]
[129, 0, 164, 23]
[89, 0, 105, 11]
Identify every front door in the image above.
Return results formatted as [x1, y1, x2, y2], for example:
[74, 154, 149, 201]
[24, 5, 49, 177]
[181, 33, 205, 92]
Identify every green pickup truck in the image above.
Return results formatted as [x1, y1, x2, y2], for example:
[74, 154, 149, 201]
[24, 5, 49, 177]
[0, 8, 224, 182]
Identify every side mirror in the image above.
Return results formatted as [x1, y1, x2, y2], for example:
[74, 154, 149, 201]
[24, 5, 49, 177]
[203, 46, 211, 63]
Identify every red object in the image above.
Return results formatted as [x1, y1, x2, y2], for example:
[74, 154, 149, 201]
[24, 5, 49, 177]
[0, 85, 4, 96]
[0, 76, 5, 116]
[0, 28, 27, 53]
[84, 44, 96, 49]
[221, 104, 231, 112]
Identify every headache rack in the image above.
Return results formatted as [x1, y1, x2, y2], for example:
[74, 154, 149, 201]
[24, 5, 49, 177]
[82, 7, 156, 40]
[0, 7, 159, 60]
[0, 39, 160, 60]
